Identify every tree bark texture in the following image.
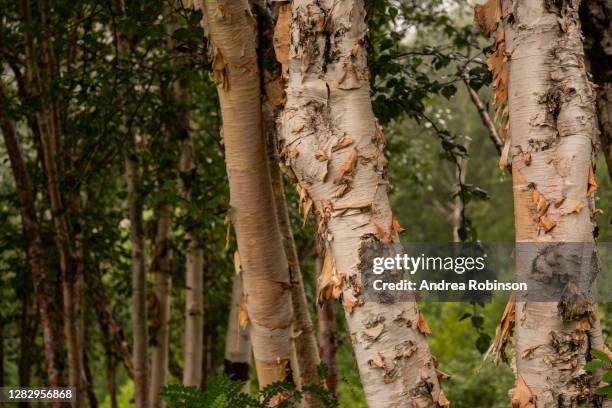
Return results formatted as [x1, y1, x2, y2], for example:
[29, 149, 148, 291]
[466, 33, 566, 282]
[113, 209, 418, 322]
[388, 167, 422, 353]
[200, 0, 294, 387]
[277, 0, 445, 406]
[501, 0, 606, 405]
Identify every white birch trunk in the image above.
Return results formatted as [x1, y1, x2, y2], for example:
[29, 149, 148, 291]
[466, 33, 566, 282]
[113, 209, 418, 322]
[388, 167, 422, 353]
[278, 0, 445, 406]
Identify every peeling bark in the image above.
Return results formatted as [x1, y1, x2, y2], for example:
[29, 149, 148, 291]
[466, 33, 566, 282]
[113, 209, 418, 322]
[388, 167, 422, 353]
[259, 5, 324, 399]
[501, 0, 606, 405]
[278, 0, 444, 406]
[199, 0, 293, 386]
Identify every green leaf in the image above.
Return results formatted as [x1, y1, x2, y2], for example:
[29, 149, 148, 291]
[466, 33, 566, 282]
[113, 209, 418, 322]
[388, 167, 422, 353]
[475, 333, 491, 354]
[458, 312, 471, 321]
[602, 371, 612, 383]
[592, 349, 611, 363]
[594, 385, 612, 397]
[584, 361, 606, 372]
[471, 315, 484, 329]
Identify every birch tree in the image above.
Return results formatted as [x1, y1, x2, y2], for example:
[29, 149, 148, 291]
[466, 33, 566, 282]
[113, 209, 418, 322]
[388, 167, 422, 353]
[113, 0, 149, 404]
[162, 2, 205, 388]
[0, 81, 65, 397]
[277, 0, 446, 406]
[18, 0, 86, 403]
[199, 0, 294, 387]
[476, 0, 608, 405]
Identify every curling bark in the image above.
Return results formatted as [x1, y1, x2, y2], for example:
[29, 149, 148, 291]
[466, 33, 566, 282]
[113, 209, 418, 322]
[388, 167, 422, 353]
[200, 0, 293, 386]
[495, 0, 606, 405]
[259, 7, 323, 397]
[278, 0, 445, 406]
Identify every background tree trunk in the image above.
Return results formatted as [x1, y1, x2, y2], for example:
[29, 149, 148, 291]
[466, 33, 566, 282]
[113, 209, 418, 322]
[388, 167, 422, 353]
[149, 206, 173, 408]
[278, 0, 445, 406]
[162, 1, 205, 387]
[200, 0, 294, 387]
[112, 0, 149, 405]
[315, 257, 338, 396]
[224, 273, 251, 383]
[502, 0, 605, 405]
[18, 0, 85, 403]
[581, 0, 612, 184]
[259, 11, 323, 398]
[0, 81, 65, 393]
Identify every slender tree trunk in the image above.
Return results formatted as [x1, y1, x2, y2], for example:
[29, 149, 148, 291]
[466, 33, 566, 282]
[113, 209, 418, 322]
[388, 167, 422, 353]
[91, 268, 134, 379]
[0, 318, 4, 390]
[162, 2, 205, 387]
[581, 0, 612, 184]
[259, 10, 323, 397]
[18, 0, 85, 403]
[199, 0, 294, 387]
[315, 257, 338, 396]
[500, 0, 605, 405]
[126, 135, 148, 408]
[0, 81, 65, 392]
[84, 350, 98, 408]
[18, 298, 37, 401]
[112, 0, 149, 404]
[224, 273, 251, 382]
[149, 206, 173, 408]
[278, 0, 445, 406]
[103, 337, 118, 408]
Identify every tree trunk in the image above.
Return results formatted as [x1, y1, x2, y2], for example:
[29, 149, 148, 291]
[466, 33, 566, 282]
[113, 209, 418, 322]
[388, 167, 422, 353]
[581, 0, 612, 184]
[199, 0, 294, 387]
[315, 257, 338, 396]
[112, 0, 149, 404]
[278, 0, 445, 406]
[0, 81, 65, 392]
[149, 206, 173, 408]
[18, 0, 85, 403]
[18, 296, 36, 393]
[84, 350, 98, 408]
[501, 0, 605, 405]
[224, 273, 251, 383]
[260, 12, 323, 398]
[162, 2, 205, 387]
[104, 335, 118, 408]
[91, 268, 135, 379]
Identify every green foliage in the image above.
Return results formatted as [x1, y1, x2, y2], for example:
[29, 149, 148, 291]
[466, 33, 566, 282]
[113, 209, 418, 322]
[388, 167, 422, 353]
[585, 349, 612, 398]
[160, 376, 338, 408]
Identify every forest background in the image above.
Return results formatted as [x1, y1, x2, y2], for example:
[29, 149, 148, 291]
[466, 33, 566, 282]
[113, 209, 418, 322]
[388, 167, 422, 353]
[0, 0, 610, 407]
